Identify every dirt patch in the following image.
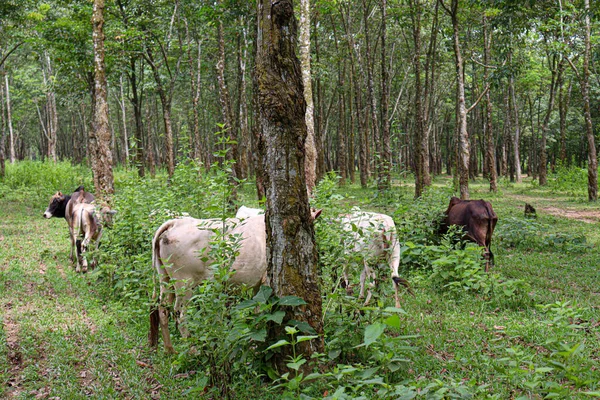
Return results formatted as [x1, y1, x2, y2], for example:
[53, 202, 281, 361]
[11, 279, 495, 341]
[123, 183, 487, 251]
[541, 206, 600, 224]
[507, 194, 600, 223]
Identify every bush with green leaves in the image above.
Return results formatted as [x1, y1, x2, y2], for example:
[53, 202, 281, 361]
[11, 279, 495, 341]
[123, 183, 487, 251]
[1, 160, 92, 203]
[496, 217, 590, 253]
[548, 165, 589, 198]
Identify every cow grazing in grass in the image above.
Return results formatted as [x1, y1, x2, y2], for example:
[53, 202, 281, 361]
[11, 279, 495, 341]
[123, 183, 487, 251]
[44, 186, 95, 262]
[150, 210, 321, 353]
[235, 206, 264, 218]
[339, 211, 411, 309]
[439, 197, 498, 271]
[71, 196, 116, 273]
[150, 215, 267, 354]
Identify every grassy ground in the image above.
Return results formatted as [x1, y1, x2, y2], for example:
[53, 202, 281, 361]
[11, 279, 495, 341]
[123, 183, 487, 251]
[1, 174, 599, 398]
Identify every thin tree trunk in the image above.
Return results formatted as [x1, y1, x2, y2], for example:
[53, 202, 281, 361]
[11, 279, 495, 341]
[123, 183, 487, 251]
[509, 74, 522, 182]
[558, 75, 571, 165]
[362, 0, 381, 188]
[237, 21, 250, 178]
[300, 0, 317, 196]
[43, 52, 58, 163]
[216, 18, 242, 181]
[257, 0, 323, 375]
[483, 15, 497, 192]
[582, 0, 597, 200]
[118, 74, 130, 164]
[4, 74, 15, 163]
[0, 72, 5, 176]
[379, 0, 391, 191]
[441, 0, 470, 199]
[91, 0, 114, 199]
[539, 56, 562, 186]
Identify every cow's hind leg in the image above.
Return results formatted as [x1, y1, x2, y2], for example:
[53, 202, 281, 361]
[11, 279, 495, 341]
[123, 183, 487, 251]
[158, 284, 176, 354]
[173, 285, 193, 338]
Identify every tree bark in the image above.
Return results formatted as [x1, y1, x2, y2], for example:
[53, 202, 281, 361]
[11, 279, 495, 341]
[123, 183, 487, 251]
[379, 0, 391, 191]
[237, 21, 250, 178]
[483, 14, 497, 192]
[509, 73, 522, 182]
[42, 52, 58, 163]
[300, 0, 317, 196]
[91, 0, 114, 199]
[441, 0, 470, 199]
[539, 55, 562, 186]
[362, 0, 381, 188]
[5, 74, 16, 164]
[216, 17, 242, 181]
[256, 0, 324, 375]
[581, 0, 597, 201]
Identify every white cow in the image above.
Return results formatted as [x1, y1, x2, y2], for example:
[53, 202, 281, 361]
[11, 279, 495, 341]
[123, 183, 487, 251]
[150, 215, 267, 354]
[235, 206, 264, 218]
[71, 202, 116, 273]
[339, 210, 409, 308]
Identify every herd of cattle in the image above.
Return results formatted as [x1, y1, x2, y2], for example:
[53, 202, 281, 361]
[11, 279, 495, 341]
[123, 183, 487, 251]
[44, 187, 497, 353]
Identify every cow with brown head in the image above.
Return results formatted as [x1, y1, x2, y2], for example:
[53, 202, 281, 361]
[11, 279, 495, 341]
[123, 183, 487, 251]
[43, 186, 95, 262]
[439, 197, 498, 272]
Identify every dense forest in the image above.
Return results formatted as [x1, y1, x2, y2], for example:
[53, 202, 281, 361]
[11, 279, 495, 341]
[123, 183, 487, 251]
[1, 0, 600, 398]
[1, 0, 598, 199]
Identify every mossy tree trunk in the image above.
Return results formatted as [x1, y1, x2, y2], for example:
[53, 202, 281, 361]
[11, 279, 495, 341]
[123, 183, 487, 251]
[91, 0, 114, 200]
[256, 0, 324, 375]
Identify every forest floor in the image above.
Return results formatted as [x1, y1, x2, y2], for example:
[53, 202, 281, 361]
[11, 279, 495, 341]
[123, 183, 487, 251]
[1, 177, 599, 398]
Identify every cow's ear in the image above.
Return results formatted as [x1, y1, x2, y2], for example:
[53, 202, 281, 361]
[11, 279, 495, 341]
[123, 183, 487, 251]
[311, 208, 322, 221]
[57, 191, 63, 196]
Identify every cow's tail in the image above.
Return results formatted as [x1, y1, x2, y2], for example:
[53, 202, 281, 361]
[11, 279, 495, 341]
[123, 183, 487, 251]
[149, 220, 172, 348]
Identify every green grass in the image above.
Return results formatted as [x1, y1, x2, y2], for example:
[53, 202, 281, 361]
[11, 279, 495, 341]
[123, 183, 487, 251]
[1, 163, 599, 398]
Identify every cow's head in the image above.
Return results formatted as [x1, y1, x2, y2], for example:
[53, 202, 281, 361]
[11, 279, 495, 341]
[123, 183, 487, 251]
[43, 192, 67, 219]
[98, 206, 117, 227]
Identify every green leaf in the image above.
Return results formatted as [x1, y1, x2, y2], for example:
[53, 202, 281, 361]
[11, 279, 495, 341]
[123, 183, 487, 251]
[296, 335, 319, 343]
[235, 299, 257, 310]
[359, 322, 385, 348]
[278, 296, 307, 306]
[249, 329, 267, 342]
[266, 340, 290, 350]
[384, 314, 401, 329]
[253, 286, 272, 303]
[286, 358, 306, 371]
[266, 311, 286, 324]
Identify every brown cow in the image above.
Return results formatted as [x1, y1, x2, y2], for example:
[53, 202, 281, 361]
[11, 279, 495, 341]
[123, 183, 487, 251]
[439, 197, 498, 272]
[43, 186, 95, 262]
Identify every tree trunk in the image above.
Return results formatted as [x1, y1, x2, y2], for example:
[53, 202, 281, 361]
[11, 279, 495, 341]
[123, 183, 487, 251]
[582, 0, 597, 201]
[216, 18, 242, 181]
[185, 19, 203, 165]
[5, 74, 15, 163]
[43, 52, 58, 163]
[379, 0, 391, 191]
[300, 0, 317, 196]
[558, 75, 571, 165]
[411, 0, 427, 197]
[509, 74, 522, 182]
[256, 0, 324, 375]
[442, 0, 470, 199]
[539, 55, 562, 186]
[483, 15, 497, 192]
[118, 74, 130, 165]
[237, 22, 250, 178]
[362, 0, 381, 188]
[0, 73, 5, 176]
[91, 0, 114, 199]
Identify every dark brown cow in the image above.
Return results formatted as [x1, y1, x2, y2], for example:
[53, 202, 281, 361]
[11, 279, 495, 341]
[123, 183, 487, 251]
[43, 186, 95, 262]
[439, 197, 498, 271]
